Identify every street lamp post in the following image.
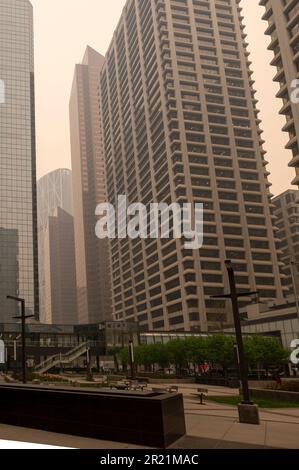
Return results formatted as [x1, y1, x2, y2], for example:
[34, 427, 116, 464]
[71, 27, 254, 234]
[211, 260, 260, 425]
[7, 296, 34, 384]
[129, 340, 135, 380]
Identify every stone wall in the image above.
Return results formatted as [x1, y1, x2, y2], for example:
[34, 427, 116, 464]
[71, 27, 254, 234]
[250, 388, 299, 404]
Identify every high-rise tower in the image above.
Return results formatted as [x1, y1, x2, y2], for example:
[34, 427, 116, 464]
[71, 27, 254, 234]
[260, 0, 299, 187]
[70, 46, 112, 324]
[43, 207, 78, 325]
[100, 0, 285, 332]
[37, 169, 76, 324]
[0, 0, 39, 322]
[273, 189, 299, 296]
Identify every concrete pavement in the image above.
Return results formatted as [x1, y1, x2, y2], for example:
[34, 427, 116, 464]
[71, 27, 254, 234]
[180, 383, 299, 449]
[0, 424, 149, 449]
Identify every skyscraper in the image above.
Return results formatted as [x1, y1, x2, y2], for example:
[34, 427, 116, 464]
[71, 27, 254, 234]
[260, 0, 299, 186]
[37, 169, 76, 324]
[0, 0, 39, 322]
[0, 228, 19, 320]
[100, 0, 285, 332]
[70, 46, 112, 324]
[38, 169, 73, 232]
[273, 189, 299, 296]
[43, 207, 78, 325]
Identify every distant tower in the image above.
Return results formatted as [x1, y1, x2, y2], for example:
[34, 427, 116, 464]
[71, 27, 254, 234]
[43, 207, 78, 325]
[273, 189, 299, 296]
[70, 46, 112, 324]
[38, 169, 73, 232]
[37, 169, 76, 324]
[260, 0, 299, 187]
[0, 0, 39, 322]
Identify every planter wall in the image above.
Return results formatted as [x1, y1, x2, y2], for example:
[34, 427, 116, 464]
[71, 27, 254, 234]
[0, 384, 186, 448]
[250, 387, 299, 404]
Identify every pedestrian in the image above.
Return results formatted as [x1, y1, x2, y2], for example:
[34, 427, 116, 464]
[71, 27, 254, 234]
[272, 369, 282, 387]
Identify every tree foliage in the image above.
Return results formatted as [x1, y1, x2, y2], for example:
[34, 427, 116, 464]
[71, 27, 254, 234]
[244, 336, 289, 367]
[205, 335, 235, 368]
[117, 335, 289, 373]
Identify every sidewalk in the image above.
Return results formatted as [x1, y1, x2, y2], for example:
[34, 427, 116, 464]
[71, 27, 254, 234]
[179, 383, 299, 449]
[0, 424, 148, 449]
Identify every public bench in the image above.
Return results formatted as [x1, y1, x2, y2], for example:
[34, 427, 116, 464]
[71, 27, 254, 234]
[109, 381, 129, 391]
[197, 387, 209, 404]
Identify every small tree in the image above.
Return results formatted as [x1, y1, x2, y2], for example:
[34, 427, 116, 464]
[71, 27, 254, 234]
[205, 335, 235, 376]
[107, 347, 122, 372]
[183, 337, 208, 373]
[244, 336, 289, 370]
[151, 343, 171, 371]
[135, 345, 156, 372]
[165, 340, 189, 376]
[117, 347, 130, 372]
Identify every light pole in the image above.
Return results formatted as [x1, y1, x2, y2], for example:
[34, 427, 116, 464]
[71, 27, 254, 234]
[7, 296, 34, 384]
[211, 260, 260, 424]
[129, 340, 135, 380]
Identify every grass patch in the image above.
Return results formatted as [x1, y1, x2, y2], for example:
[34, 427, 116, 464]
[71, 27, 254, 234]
[208, 396, 299, 409]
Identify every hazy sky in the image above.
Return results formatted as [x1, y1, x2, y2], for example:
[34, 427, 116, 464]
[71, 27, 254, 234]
[31, 0, 294, 196]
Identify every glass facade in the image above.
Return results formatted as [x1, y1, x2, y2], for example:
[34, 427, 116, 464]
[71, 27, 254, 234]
[37, 169, 74, 322]
[0, 0, 39, 322]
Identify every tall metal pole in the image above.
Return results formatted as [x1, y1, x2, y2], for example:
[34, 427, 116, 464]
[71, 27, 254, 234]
[211, 262, 260, 424]
[7, 296, 34, 385]
[129, 340, 135, 380]
[21, 299, 26, 384]
[225, 261, 251, 404]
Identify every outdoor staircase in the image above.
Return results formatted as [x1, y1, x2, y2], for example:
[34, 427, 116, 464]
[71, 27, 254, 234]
[34, 342, 89, 374]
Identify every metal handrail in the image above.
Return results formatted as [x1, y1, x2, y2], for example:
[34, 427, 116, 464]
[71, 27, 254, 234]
[60, 343, 88, 363]
[35, 354, 61, 372]
[35, 342, 89, 373]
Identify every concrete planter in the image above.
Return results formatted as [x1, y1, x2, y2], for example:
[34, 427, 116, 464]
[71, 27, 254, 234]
[0, 383, 186, 448]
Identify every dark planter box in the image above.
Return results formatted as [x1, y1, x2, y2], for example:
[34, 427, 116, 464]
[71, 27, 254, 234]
[196, 377, 227, 387]
[196, 376, 239, 388]
[0, 384, 186, 448]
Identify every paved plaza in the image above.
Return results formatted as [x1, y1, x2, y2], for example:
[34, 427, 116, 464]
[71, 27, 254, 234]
[180, 384, 299, 449]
